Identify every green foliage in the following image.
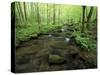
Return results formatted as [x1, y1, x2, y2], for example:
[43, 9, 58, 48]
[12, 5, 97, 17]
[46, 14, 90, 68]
[15, 23, 62, 46]
[13, 2, 97, 47]
[72, 31, 96, 50]
[76, 35, 89, 49]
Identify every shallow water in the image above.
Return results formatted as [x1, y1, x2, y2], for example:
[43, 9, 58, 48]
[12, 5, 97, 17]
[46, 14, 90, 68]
[16, 30, 97, 73]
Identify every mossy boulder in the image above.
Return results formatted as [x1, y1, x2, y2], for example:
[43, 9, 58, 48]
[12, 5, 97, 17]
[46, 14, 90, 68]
[49, 54, 65, 64]
[29, 34, 38, 39]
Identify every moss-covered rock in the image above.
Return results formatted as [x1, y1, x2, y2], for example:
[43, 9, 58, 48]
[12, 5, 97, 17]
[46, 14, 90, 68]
[29, 34, 38, 39]
[49, 54, 65, 64]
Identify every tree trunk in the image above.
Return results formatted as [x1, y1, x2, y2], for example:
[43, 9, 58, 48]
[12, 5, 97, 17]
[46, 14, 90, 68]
[86, 6, 94, 28]
[53, 4, 56, 25]
[81, 6, 86, 33]
[16, 3, 21, 20]
[17, 2, 24, 22]
[58, 5, 60, 23]
[36, 3, 41, 24]
[23, 2, 27, 21]
[47, 4, 49, 24]
[31, 3, 35, 19]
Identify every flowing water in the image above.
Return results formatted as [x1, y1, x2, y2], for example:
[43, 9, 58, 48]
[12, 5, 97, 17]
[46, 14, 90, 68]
[15, 28, 97, 73]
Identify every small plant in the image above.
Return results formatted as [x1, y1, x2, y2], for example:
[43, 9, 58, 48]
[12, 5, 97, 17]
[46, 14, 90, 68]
[75, 35, 89, 49]
[72, 31, 96, 51]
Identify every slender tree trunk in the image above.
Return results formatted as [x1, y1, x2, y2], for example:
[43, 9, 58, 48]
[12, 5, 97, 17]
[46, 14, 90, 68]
[35, 3, 41, 31]
[58, 5, 60, 23]
[85, 7, 87, 23]
[81, 6, 86, 33]
[36, 3, 40, 24]
[86, 6, 94, 28]
[53, 4, 56, 25]
[31, 3, 33, 15]
[23, 2, 27, 21]
[31, 3, 34, 19]
[16, 3, 21, 20]
[34, 3, 37, 22]
[95, 9, 97, 24]
[17, 2, 24, 22]
[47, 4, 49, 24]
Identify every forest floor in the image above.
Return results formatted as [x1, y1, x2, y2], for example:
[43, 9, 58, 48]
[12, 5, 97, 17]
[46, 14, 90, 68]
[15, 24, 97, 73]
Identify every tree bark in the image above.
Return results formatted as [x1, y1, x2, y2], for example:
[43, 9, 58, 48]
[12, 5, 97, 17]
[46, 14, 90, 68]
[81, 6, 86, 33]
[86, 6, 94, 28]
[53, 4, 56, 25]
[58, 5, 60, 23]
[36, 3, 41, 24]
[47, 4, 49, 24]
[23, 2, 27, 21]
[17, 2, 24, 22]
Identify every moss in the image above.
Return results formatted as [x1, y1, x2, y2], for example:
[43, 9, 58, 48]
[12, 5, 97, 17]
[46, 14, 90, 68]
[29, 34, 38, 40]
[30, 34, 37, 37]
[49, 54, 65, 64]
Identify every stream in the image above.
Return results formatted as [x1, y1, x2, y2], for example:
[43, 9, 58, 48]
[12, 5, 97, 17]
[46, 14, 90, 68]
[15, 27, 97, 73]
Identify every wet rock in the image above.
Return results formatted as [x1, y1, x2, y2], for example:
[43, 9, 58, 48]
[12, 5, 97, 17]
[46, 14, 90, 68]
[65, 38, 70, 43]
[16, 55, 31, 65]
[50, 49, 61, 55]
[48, 34, 52, 37]
[49, 54, 65, 64]
[29, 34, 38, 40]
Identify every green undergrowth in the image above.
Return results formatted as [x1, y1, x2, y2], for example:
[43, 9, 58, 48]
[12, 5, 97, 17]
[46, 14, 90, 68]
[72, 31, 96, 51]
[16, 22, 63, 47]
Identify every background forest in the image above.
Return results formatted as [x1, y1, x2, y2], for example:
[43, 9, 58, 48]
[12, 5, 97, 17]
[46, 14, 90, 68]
[11, 2, 97, 73]
[11, 2, 97, 46]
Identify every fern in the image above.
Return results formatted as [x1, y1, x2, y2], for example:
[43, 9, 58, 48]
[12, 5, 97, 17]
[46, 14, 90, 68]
[72, 31, 96, 51]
